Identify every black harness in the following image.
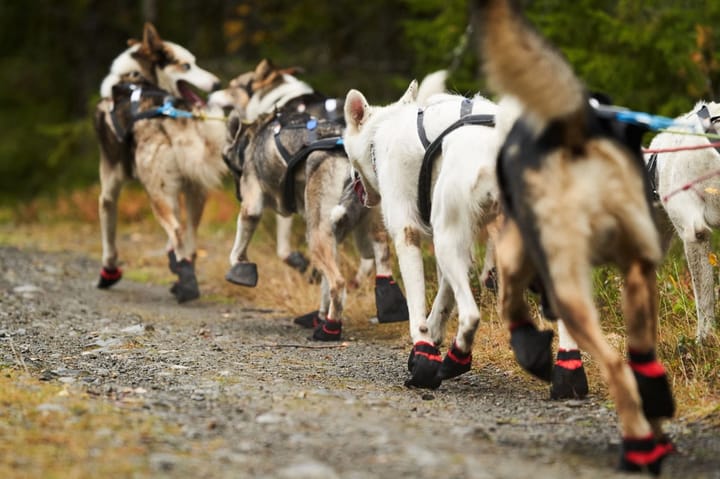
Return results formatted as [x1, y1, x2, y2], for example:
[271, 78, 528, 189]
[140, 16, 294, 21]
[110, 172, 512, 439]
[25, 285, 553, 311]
[272, 116, 345, 213]
[416, 98, 496, 224]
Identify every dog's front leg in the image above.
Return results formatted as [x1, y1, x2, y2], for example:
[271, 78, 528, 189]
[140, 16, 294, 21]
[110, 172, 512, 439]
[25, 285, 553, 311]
[395, 227, 441, 389]
[225, 176, 263, 287]
[683, 236, 716, 342]
[97, 160, 125, 289]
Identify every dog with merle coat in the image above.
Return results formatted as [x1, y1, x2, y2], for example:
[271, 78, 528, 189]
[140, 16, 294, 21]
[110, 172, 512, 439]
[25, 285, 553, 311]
[95, 23, 226, 303]
[473, 0, 675, 473]
[212, 59, 409, 327]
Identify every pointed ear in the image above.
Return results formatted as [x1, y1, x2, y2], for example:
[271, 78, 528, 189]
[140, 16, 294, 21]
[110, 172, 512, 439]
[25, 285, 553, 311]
[127, 38, 139, 47]
[254, 59, 274, 80]
[399, 80, 418, 104]
[344, 89, 369, 131]
[142, 22, 164, 52]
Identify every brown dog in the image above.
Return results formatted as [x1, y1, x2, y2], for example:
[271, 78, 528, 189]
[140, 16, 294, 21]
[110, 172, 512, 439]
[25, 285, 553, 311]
[472, 0, 674, 473]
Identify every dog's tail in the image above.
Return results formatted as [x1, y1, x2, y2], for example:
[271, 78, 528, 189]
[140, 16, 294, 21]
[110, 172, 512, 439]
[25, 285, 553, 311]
[472, 0, 586, 132]
[416, 70, 448, 106]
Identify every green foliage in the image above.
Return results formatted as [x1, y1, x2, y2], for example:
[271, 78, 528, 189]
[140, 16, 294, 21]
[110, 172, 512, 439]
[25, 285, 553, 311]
[2, 0, 720, 204]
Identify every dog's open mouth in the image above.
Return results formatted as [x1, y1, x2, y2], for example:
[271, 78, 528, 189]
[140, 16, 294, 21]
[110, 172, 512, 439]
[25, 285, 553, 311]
[177, 80, 206, 107]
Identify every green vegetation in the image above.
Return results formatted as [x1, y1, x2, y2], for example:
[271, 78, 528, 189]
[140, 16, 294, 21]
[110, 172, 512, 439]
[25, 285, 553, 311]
[1, 1, 719, 202]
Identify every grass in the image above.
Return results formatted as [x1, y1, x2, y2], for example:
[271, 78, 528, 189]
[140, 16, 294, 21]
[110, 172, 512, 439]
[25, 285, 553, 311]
[1, 184, 719, 427]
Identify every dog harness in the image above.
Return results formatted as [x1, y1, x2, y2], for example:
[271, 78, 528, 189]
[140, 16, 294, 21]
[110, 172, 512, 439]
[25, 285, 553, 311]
[272, 116, 345, 213]
[416, 98, 496, 225]
[109, 83, 192, 142]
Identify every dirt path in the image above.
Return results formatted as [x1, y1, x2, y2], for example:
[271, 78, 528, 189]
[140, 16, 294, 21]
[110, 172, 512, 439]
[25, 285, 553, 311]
[1, 245, 718, 478]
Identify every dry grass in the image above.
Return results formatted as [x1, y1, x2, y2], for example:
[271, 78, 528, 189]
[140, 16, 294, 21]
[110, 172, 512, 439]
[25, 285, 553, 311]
[1, 185, 718, 425]
[0, 368, 221, 478]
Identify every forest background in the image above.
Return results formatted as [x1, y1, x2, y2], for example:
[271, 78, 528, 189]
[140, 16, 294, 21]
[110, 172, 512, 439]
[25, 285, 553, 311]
[1, 0, 719, 202]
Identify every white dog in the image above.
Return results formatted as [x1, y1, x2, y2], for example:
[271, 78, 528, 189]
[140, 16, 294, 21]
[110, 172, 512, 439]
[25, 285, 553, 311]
[647, 101, 720, 342]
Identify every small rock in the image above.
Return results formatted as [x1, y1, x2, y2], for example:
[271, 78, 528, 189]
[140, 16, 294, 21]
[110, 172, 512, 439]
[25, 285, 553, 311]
[277, 461, 339, 479]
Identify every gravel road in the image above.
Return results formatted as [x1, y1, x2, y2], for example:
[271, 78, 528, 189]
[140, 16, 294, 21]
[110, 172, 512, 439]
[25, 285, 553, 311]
[1, 245, 718, 478]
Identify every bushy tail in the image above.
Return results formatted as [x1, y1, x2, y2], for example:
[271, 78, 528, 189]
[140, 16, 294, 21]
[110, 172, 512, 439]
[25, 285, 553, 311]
[416, 70, 448, 106]
[471, 0, 585, 128]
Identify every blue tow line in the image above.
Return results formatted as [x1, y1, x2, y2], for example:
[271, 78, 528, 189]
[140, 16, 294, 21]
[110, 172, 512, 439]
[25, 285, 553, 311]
[153, 99, 195, 119]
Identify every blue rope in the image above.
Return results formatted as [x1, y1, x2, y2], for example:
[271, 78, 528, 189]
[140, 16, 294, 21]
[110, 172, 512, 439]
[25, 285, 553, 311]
[153, 100, 194, 119]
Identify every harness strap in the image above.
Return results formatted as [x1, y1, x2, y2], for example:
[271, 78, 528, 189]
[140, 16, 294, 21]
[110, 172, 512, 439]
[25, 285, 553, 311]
[646, 153, 659, 201]
[417, 109, 431, 149]
[281, 137, 345, 213]
[417, 113, 495, 225]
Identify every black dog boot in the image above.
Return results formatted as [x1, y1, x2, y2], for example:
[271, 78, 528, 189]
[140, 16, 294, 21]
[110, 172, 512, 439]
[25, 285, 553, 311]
[375, 276, 409, 323]
[629, 349, 675, 419]
[293, 310, 323, 329]
[168, 250, 179, 274]
[550, 349, 589, 399]
[97, 266, 122, 289]
[225, 261, 258, 287]
[405, 342, 443, 389]
[311, 318, 342, 341]
[284, 251, 310, 273]
[483, 267, 498, 293]
[509, 321, 554, 382]
[618, 434, 674, 475]
[172, 259, 200, 303]
[438, 340, 473, 380]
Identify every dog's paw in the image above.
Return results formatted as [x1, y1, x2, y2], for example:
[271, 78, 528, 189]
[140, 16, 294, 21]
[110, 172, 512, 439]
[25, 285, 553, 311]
[618, 434, 674, 476]
[293, 310, 323, 329]
[550, 349, 589, 399]
[97, 267, 122, 289]
[310, 319, 342, 341]
[509, 322, 553, 382]
[405, 342, 442, 389]
[438, 341, 472, 380]
[375, 276, 409, 323]
[629, 350, 675, 419]
[172, 260, 200, 303]
[284, 251, 309, 273]
[225, 262, 258, 287]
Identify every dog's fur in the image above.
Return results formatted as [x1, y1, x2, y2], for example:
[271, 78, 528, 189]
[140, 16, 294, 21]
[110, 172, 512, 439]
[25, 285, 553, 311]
[94, 23, 226, 302]
[648, 101, 720, 342]
[473, 0, 674, 473]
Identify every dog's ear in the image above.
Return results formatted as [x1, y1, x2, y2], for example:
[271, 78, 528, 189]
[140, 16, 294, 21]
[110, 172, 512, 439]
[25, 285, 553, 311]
[278, 66, 304, 76]
[142, 22, 164, 53]
[399, 80, 419, 104]
[254, 59, 275, 81]
[344, 89, 370, 132]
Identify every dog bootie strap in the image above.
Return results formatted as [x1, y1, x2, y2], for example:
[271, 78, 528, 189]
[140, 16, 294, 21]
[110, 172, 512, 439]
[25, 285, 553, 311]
[311, 318, 342, 342]
[293, 310, 323, 329]
[97, 266, 123, 289]
[550, 349, 589, 399]
[628, 349, 675, 419]
[619, 434, 673, 475]
[374, 276, 409, 324]
[438, 340, 472, 380]
[171, 259, 200, 303]
[405, 341, 442, 389]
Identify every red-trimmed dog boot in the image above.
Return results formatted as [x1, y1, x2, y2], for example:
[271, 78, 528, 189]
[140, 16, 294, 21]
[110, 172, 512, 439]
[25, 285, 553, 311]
[629, 349, 675, 419]
[375, 275, 409, 323]
[405, 341, 442, 389]
[550, 349, 589, 399]
[97, 266, 122, 289]
[438, 340, 472, 380]
[311, 318, 341, 341]
[618, 434, 673, 475]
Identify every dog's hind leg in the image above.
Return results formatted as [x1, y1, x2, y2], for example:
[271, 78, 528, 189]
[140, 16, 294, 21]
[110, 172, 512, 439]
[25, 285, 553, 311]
[307, 227, 345, 341]
[277, 214, 310, 273]
[496, 220, 554, 381]
[621, 259, 675, 472]
[181, 181, 207, 263]
[226, 175, 263, 287]
[97, 159, 125, 289]
[683, 236, 716, 342]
